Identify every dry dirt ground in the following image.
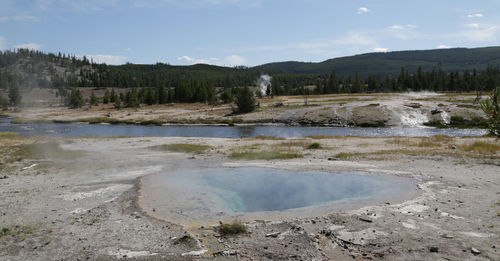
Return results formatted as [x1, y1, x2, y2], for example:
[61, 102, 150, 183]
[7, 90, 486, 127]
[0, 135, 499, 260]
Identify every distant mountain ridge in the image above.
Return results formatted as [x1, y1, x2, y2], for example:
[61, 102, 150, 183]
[256, 46, 500, 76]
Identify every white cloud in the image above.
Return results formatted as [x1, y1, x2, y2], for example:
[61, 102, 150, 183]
[0, 36, 6, 50]
[389, 25, 404, 30]
[0, 15, 37, 22]
[357, 7, 369, 14]
[177, 55, 219, 65]
[437, 45, 452, 49]
[373, 47, 389, 52]
[84, 54, 128, 65]
[385, 24, 419, 40]
[224, 55, 246, 66]
[466, 13, 483, 18]
[124, 47, 132, 52]
[13, 42, 42, 50]
[466, 23, 480, 28]
[452, 24, 499, 42]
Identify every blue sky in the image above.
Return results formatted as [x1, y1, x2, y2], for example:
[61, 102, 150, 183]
[1, 0, 499, 66]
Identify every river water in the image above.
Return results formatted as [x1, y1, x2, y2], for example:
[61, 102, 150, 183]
[0, 117, 487, 138]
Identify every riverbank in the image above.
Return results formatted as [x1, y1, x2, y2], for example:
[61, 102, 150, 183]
[1, 135, 499, 260]
[2, 92, 489, 128]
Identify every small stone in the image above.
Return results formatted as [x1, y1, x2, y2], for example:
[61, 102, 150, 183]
[359, 217, 373, 223]
[429, 246, 439, 253]
[152, 208, 156, 212]
[451, 145, 457, 149]
[471, 247, 480, 255]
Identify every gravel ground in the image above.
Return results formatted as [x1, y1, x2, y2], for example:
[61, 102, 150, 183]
[0, 136, 499, 260]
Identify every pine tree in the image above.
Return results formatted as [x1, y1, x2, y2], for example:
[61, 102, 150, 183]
[8, 83, 22, 106]
[68, 89, 84, 108]
[103, 90, 110, 104]
[90, 91, 98, 105]
[110, 88, 116, 102]
[235, 87, 256, 113]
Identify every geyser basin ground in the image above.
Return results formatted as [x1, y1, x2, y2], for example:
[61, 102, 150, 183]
[140, 167, 418, 225]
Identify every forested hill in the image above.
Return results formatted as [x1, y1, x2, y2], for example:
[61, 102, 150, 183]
[257, 46, 500, 76]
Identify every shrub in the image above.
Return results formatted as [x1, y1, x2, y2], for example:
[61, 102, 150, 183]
[480, 87, 500, 136]
[219, 222, 247, 235]
[307, 142, 322, 149]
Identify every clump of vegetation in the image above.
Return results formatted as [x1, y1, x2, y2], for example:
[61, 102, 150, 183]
[218, 221, 247, 236]
[307, 142, 322, 149]
[333, 152, 361, 160]
[150, 143, 212, 153]
[253, 135, 284, 140]
[461, 141, 500, 154]
[481, 87, 500, 136]
[230, 151, 302, 160]
[355, 121, 386, 127]
[0, 132, 19, 139]
[0, 225, 36, 240]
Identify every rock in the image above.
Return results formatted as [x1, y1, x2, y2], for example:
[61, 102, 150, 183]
[359, 217, 373, 223]
[429, 247, 439, 253]
[471, 247, 480, 255]
[265, 232, 280, 238]
[451, 145, 457, 149]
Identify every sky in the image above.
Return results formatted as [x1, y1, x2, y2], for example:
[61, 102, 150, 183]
[1, 0, 500, 66]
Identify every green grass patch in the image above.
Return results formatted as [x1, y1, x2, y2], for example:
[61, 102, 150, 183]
[306, 142, 322, 149]
[218, 222, 247, 236]
[150, 143, 212, 153]
[0, 132, 19, 139]
[229, 151, 302, 160]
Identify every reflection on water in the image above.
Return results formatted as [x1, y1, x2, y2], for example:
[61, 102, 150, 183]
[0, 117, 487, 138]
[146, 168, 416, 214]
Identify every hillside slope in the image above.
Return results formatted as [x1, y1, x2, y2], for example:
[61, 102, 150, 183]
[257, 47, 500, 76]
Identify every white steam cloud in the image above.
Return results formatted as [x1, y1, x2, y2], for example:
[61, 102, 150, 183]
[256, 74, 272, 96]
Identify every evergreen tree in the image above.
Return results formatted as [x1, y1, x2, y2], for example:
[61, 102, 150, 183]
[68, 89, 84, 108]
[90, 91, 98, 105]
[114, 95, 121, 109]
[110, 88, 116, 102]
[157, 85, 167, 104]
[103, 90, 110, 104]
[8, 82, 21, 106]
[220, 89, 233, 104]
[235, 87, 256, 113]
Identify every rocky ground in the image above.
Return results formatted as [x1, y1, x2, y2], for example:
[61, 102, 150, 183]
[0, 135, 499, 260]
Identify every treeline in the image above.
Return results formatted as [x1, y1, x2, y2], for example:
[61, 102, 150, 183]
[2, 49, 500, 105]
[279, 65, 500, 96]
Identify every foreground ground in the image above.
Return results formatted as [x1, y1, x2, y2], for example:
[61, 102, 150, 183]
[0, 134, 499, 260]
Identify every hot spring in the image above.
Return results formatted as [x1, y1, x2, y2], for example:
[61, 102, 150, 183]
[140, 167, 418, 225]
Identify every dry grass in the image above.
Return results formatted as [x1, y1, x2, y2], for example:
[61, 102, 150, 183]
[460, 141, 500, 154]
[229, 151, 302, 160]
[150, 143, 212, 154]
[218, 221, 247, 236]
[252, 135, 285, 140]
